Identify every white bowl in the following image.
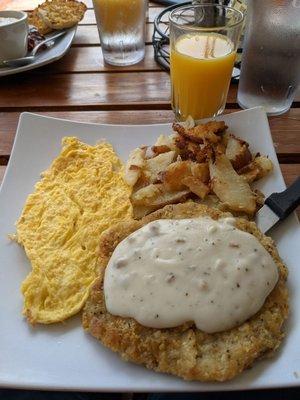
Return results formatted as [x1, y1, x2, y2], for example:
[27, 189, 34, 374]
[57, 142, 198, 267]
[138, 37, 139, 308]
[0, 11, 28, 61]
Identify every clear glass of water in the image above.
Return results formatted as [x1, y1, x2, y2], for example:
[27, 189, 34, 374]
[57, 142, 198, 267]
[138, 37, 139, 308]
[237, 0, 300, 115]
[93, 0, 147, 66]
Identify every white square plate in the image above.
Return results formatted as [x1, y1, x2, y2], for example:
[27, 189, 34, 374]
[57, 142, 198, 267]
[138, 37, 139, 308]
[0, 108, 299, 392]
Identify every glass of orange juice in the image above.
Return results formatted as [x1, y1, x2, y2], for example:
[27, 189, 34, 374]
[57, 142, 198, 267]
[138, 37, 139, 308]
[169, 4, 244, 121]
[93, 0, 147, 66]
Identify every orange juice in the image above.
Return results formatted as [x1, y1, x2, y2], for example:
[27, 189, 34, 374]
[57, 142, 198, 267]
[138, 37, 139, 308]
[170, 33, 236, 121]
[93, 0, 144, 34]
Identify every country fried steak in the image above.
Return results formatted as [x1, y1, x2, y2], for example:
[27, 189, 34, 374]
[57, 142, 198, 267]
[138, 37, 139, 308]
[82, 203, 288, 382]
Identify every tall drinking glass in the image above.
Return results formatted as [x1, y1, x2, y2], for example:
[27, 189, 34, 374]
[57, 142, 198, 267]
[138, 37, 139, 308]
[169, 5, 244, 121]
[93, 0, 147, 66]
[237, 0, 300, 115]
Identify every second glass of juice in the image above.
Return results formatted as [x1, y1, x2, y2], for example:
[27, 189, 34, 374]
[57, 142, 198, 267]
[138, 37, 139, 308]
[169, 5, 244, 121]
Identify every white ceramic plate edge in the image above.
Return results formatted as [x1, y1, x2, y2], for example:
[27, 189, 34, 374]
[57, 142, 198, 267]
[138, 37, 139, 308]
[0, 26, 76, 77]
[0, 108, 299, 392]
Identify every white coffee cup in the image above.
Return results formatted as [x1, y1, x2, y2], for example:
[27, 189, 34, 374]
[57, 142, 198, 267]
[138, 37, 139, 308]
[0, 11, 28, 61]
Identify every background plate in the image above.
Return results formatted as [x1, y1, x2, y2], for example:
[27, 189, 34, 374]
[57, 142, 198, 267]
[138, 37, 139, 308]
[0, 26, 76, 77]
[0, 108, 299, 391]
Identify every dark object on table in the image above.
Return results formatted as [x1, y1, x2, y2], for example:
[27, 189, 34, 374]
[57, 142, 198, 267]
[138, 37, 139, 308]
[152, 1, 190, 71]
[256, 177, 300, 233]
[27, 26, 46, 53]
[152, 2, 242, 80]
[0, 389, 124, 400]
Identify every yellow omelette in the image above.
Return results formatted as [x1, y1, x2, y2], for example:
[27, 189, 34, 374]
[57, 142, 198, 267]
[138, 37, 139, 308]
[16, 137, 132, 324]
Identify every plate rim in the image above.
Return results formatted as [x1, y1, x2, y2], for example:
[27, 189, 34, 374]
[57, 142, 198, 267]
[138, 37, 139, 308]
[0, 26, 76, 78]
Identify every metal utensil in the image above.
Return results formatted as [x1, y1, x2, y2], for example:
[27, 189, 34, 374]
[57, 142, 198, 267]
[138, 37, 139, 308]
[256, 177, 300, 233]
[0, 30, 67, 68]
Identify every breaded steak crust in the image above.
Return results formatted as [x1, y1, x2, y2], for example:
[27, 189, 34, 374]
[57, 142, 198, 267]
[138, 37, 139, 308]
[82, 203, 288, 381]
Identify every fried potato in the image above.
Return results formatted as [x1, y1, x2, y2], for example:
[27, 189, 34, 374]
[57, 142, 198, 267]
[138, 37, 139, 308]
[159, 161, 209, 199]
[83, 203, 288, 382]
[131, 184, 161, 205]
[215, 141, 226, 155]
[190, 162, 209, 183]
[133, 170, 152, 192]
[127, 119, 272, 220]
[124, 147, 146, 187]
[152, 134, 177, 155]
[149, 188, 190, 208]
[173, 121, 227, 144]
[209, 154, 256, 215]
[239, 156, 273, 183]
[225, 134, 252, 170]
[144, 151, 175, 183]
[160, 161, 191, 191]
[151, 145, 171, 155]
[131, 183, 189, 207]
[181, 176, 210, 199]
[175, 135, 213, 163]
[178, 115, 196, 129]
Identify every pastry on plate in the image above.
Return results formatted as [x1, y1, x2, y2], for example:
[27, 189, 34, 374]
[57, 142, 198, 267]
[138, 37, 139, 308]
[28, 0, 87, 35]
[28, 8, 52, 35]
[38, 0, 87, 30]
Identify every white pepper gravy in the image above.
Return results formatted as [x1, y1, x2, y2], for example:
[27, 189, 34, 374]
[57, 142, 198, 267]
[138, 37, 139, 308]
[104, 217, 278, 333]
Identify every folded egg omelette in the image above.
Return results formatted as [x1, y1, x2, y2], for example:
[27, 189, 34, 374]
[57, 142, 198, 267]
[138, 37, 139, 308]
[16, 137, 132, 324]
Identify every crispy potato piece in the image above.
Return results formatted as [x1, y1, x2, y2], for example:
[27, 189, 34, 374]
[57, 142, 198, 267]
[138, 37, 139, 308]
[144, 151, 175, 183]
[151, 145, 171, 155]
[131, 183, 190, 212]
[239, 156, 273, 183]
[182, 176, 210, 199]
[173, 121, 227, 144]
[150, 188, 190, 208]
[131, 184, 161, 205]
[175, 135, 212, 163]
[209, 154, 256, 215]
[161, 161, 209, 192]
[134, 170, 152, 191]
[215, 141, 226, 155]
[160, 161, 210, 200]
[160, 161, 191, 191]
[152, 134, 177, 155]
[190, 162, 210, 183]
[195, 195, 251, 219]
[225, 134, 252, 170]
[179, 115, 196, 129]
[124, 147, 146, 187]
